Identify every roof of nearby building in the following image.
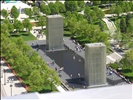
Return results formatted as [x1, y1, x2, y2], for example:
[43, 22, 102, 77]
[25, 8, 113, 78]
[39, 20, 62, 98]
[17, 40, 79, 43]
[1, 1, 31, 11]
[2, 84, 133, 99]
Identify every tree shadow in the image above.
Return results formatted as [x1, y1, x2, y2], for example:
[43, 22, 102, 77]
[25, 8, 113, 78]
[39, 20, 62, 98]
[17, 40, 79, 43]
[66, 78, 85, 85]
[39, 89, 52, 93]
[107, 78, 126, 85]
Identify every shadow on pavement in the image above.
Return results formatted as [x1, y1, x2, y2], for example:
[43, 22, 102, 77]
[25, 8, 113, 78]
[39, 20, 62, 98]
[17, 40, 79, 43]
[107, 78, 125, 85]
[5, 69, 12, 73]
[14, 83, 23, 87]
[8, 76, 18, 81]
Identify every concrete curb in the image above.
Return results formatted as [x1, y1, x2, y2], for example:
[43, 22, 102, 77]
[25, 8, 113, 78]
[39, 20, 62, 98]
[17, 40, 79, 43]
[1, 57, 30, 92]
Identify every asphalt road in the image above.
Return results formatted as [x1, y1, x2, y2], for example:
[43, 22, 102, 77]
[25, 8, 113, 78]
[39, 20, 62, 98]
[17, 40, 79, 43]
[26, 37, 129, 89]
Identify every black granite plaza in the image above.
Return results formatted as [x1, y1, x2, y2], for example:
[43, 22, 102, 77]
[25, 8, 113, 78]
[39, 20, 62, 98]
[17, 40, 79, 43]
[26, 37, 129, 90]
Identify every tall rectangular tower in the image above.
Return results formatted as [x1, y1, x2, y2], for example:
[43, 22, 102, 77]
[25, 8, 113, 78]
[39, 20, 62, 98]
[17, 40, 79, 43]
[46, 15, 64, 50]
[85, 43, 107, 87]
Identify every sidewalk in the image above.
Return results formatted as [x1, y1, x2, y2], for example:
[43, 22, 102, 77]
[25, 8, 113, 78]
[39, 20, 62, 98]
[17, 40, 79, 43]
[30, 26, 46, 40]
[1, 60, 27, 97]
[102, 17, 117, 36]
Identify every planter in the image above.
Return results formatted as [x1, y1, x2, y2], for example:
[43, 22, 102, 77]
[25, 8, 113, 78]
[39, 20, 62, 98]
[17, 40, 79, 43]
[8, 64, 11, 68]
[18, 77, 22, 82]
[12, 70, 16, 75]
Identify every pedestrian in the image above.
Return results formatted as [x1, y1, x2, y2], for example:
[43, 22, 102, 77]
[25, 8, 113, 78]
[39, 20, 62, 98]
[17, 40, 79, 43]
[55, 67, 57, 71]
[109, 71, 113, 75]
[73, 56, 75, 60]
[51, 60, 55, 66]
[78, 73, 80, 78]
[52, 48, 54, 52]
[32, 42, 34, 46]
[70, 74, 72, 77]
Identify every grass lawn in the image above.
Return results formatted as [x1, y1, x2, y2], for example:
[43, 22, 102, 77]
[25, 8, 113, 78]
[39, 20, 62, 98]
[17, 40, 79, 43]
[10, 31, 37, 41]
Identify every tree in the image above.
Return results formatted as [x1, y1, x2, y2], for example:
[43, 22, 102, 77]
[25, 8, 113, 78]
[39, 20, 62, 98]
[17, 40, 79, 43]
[77, 0, 85, 11]
[1, 24, 10, 36]
[40, 3, 51, 15]
[91, 1, 101, 5]
[98, 20, 104, 31]
[56, 1, 66, 13]
[24, 8, 33, 18]
[127, 18, 133, 33]
[28, 70, 45, 91]
[3, 19, 14, 33]
[93, 6, 105, 19]
[33, 6, 40, 16]
[47, 69, 60, 90]
[10, 6, 19, 19]
[121, 49, 133, 68]
[1, 9, 8, 19]
[120, 17, 127, 33]
[38, 16, 45, 30]
[65, 1, 78, 13]
[123, 2, 131, 13]
[22, 18, 32, 32]
[84, 7, 92, 24]
[48, 2, 59, 15]
[13, 20, 24, 33]
[126, 14, 132, 27]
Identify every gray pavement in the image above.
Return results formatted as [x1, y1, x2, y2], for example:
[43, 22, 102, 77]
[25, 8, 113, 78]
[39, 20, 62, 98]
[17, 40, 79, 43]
[26, 37, 129, 90]
[1, 60, 27, 97]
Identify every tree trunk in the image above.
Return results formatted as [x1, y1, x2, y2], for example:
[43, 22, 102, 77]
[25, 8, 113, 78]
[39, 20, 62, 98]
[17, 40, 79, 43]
[51, 82, 53, 90]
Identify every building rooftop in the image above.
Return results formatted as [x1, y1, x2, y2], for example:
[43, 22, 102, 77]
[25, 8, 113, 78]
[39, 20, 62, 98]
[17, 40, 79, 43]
[46, 15, 63, 18]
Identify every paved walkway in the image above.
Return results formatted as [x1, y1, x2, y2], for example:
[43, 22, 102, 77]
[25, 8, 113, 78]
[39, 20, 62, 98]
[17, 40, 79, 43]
[30, 26, 46, 40]
[102, 17, 117, 36]
[1, 60, 27, 97]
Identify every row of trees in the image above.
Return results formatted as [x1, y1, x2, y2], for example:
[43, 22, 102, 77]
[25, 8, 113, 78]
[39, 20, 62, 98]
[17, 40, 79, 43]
[39, 1, 85, 15]
[84, 6, 105, 24]
[110, 1, 133, 16]
[64, 11, 109, 47]
[1, 15, 45, 35]
[1, 23, 60, 92]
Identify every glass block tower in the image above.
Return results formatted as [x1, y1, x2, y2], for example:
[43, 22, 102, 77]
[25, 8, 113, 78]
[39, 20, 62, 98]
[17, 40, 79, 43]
[46, 15, 64, 51]
[85, 43, 107, 87]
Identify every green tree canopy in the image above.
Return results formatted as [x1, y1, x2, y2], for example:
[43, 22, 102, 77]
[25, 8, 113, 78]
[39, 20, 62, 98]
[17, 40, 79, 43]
[120, 17, 127, 33]
[48, 2, 59, 15]
[65, 1, 78, 13]
[56, 1, 66, 13]
[13, 19, 24, 33]
[1, 9, 8, 19]
[24, 8, 33, 18]
[77, 0, 85, 11]
[38, 16, 45, 30]
[28, 70, 45, 91]
[40, 3, 51, 15]
[10, 6, 19, 19]
[22, 18, 32, 32]
[33, 6, 40, 16]
[3, 19, 14, 33]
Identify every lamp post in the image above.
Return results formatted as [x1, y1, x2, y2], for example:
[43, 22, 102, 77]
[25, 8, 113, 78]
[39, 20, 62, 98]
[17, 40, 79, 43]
[8, 78, 14, 96]
[4, 69, 6, 85]
[10, 84, 13, 96]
